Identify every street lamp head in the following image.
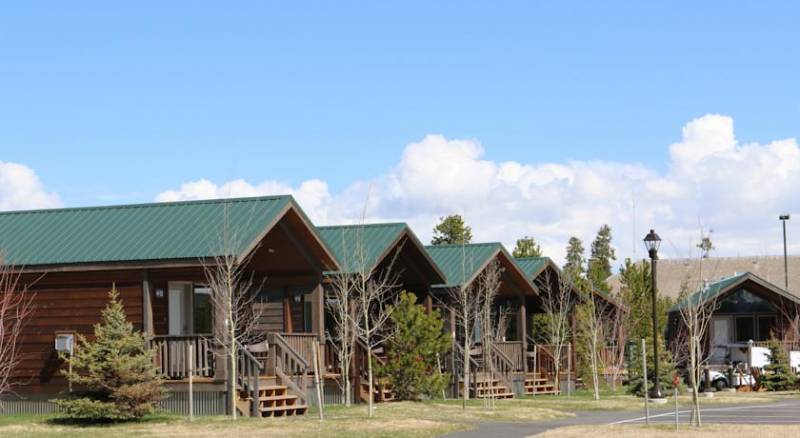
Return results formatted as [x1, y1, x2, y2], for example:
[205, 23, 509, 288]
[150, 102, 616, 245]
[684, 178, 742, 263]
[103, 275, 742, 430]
[780, 214, 790, 221]
[643, 229, 661, 259]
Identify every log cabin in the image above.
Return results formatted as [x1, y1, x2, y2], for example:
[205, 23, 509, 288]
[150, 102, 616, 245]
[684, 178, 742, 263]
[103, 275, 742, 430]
[516, 256, 627, 392]
[316, 223, 447, 402]
[667, 272, 800, 374]
[424, 242, 538, 398]
[0, 196, 340, 417]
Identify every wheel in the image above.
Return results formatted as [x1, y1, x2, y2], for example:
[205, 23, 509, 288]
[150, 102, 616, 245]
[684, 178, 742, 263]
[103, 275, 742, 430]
[713, 379, 727, 391]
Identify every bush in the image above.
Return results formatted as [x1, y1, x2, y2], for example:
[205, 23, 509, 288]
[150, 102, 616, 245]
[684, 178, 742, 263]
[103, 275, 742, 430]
[378, 291, 451, 400]
[760, 339, 798, 391]
[54, 287, 164, 420]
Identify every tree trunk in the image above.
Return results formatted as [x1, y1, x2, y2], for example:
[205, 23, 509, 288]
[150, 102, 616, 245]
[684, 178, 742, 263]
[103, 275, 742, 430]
[230, 347, 237, 419]
[462, 337, 469, 409]
[229, 299, 238, 420]
[590, 340, 600, 401]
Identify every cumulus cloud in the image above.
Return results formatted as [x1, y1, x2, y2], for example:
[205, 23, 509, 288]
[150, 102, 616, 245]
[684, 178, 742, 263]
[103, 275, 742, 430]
[156, 114, 800, 265]
[155, 178, 333, 223]
[0, 161, 61, 211]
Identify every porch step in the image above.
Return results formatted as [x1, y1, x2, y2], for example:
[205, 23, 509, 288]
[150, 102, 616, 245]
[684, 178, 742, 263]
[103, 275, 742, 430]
[243, 384, 309, 418]
[358, 380, 395, 402]
[524, 375, 558, 395]
[459, 377, 514, 399]
[260, 404, 309, 417]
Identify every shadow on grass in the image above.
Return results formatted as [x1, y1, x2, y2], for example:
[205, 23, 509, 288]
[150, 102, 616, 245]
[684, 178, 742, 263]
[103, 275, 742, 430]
[45, 414, 178, 428]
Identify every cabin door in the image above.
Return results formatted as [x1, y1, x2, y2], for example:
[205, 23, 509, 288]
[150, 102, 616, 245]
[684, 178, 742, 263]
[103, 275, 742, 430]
[710, 316, 732, 363]
[168, 282, 193, 335]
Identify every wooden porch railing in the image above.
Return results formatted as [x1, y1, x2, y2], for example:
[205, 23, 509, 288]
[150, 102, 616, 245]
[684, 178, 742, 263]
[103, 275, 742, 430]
[236, 340, 263, 417]
[526, 337, 569, 380]
[324, 335, 341, 373]
[149, 335, 214, 379]
[752, 340, 800, 351]
[494, 341, 524, 371]
[271, 333, 310, 405]
[277, 333, 319, 367]
[488, 343, 516, 390]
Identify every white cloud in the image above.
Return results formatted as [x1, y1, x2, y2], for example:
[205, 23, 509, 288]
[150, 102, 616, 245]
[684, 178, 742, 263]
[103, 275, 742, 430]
[155, 178, 333, 223]
[0, 161, 61, 211]
[156, 114, 800, 266]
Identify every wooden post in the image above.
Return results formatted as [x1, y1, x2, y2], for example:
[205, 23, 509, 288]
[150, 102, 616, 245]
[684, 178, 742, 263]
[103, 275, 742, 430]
[283, 291, 294, 333]
[566, 343, 572, 398]
[519, 298, 528, 373]
[188, 343, 194, 421]
[532, 344, 537, 398]
[142, 272, 155, 335]
[312, 342, 324, 421]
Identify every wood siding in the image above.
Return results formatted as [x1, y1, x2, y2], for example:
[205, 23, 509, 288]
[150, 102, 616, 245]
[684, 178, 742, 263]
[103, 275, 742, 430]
[16, 273, 143, 394]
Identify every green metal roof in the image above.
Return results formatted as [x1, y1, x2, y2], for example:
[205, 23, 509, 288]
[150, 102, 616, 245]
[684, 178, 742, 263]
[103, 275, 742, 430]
[670, 272, 748, 312]
[317, 223, 407, 274]
[514, 256, 552, 279]
[0, 196, 316, 267]
[425, 243, 505, 288]
[669, 272, 799, 312]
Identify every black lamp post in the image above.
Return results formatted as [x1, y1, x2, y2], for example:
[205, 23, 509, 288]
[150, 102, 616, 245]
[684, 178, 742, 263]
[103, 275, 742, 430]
[780, 214, 790, 290]
[643, 229, 664, 399]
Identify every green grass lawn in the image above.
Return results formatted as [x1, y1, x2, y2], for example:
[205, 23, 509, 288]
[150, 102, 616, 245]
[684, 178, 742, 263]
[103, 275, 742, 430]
[0, 390, 794, 437]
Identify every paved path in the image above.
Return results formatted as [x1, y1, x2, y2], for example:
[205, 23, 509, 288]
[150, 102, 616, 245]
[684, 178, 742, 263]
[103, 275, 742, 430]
[445, 398, 800, 437]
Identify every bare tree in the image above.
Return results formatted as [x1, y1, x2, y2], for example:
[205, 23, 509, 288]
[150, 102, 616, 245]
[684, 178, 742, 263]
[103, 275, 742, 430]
[201, 208, 263, 419]
[0, 259, 36, 405]
[581, 290, 625, 400]
[351, 236, 402, 417]
[477, 260, 504, 409]
[535, 268, 576, 394]
[441, 245, 485, 409]
[597, 301, 627, 392]
[580, 290, 604, 401]
[674, 266, 720, 427]
[325, 243, 357, 406]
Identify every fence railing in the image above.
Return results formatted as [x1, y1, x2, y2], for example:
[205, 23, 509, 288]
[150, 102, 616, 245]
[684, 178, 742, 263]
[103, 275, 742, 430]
[752, 340, 800, 351]
[324, 336, 342, 373]
[278, 333, 319, 368]
[489, 343, 516, 390]
[495, 341, 524, 371]
[149, 335, 214, 379]
[272, 333, 310, 405]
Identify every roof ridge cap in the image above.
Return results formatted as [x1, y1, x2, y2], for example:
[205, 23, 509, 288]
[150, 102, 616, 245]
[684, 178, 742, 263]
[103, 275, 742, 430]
[0, 195, 290, 216]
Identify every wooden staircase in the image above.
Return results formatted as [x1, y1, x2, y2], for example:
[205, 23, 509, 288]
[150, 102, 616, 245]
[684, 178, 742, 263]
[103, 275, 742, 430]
[524, 372, 558, 395]
[356, 342, 395, 403]
[465, 374, 514, 399]
[255, 384, 309, 417]
[235, 334, 311, 418]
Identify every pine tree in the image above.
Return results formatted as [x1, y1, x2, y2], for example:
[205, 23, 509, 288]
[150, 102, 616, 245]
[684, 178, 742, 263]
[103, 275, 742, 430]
[588, 225, 616, 292]
[431, 215, 473, 245]
[55, 287, 164, 420]
[618, 259, 672, 342]
[513, 236, 543, 258]
[564, 236, 585, 278]
[760, 339, 798, 391]
[378, 292, 451, 400]
[627, 335, 678, 397]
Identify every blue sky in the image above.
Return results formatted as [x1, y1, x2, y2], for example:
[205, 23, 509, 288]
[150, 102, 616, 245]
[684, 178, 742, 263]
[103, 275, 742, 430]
[1, 2, 799, 262]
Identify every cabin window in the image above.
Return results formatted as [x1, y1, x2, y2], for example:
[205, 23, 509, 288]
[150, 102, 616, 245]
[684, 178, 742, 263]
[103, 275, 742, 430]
[735, 316, 755, 343]
[193, 286, 213, 334]
[757, 316, 777, 341]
